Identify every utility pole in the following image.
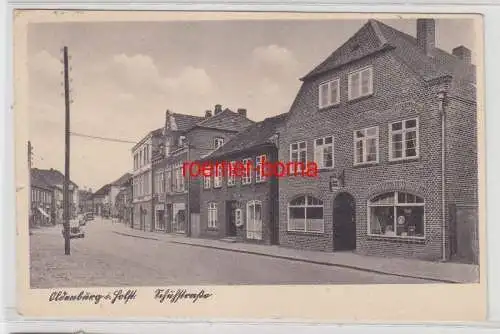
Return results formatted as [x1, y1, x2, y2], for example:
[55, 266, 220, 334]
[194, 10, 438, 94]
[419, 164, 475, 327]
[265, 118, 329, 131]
[62, 46, 71, 255]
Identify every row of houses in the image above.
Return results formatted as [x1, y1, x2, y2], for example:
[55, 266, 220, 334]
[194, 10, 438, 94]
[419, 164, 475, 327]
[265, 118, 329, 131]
[126, 19, 478, 264]
[30, 168, 79, 226]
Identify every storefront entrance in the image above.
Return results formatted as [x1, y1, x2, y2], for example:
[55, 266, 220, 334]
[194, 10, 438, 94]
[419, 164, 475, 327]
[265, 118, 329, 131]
[333, 192, 356, 251]
[226, 201, 237, 237]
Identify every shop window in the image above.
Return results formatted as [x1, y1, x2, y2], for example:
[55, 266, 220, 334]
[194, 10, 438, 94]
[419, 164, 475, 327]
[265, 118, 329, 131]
[368, 191, 424, 238]
[288, 195, 324, 233]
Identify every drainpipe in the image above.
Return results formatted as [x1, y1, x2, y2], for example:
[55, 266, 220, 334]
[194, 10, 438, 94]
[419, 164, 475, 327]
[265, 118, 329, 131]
[186, 139, 191, 237]
[438, 90, 448, 261]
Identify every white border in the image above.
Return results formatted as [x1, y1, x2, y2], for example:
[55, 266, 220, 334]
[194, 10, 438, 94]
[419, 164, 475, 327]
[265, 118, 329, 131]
[2, 2, 499, 333]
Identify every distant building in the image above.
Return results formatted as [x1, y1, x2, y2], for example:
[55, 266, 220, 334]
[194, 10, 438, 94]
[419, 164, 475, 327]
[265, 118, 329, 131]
[92, 184, 111, 217]
[78, 189, 94, 214]
[30, 168, 79, 224]
[152, 105, 254, 235]
[114, 174, 133, 226]
[109, 173, 132, 218]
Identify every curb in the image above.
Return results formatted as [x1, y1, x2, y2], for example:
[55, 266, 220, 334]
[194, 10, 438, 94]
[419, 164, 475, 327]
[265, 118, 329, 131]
[111, 229, 461, 284]
[170, 240, 459, 284]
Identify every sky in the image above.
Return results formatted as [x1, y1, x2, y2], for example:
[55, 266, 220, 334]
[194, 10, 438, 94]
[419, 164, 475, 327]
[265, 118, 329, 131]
[27, 18, 477, 191]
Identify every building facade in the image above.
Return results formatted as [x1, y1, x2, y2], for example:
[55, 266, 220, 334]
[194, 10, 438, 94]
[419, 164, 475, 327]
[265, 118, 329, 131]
[198, 113, 286, 244]
[131, 128, 163, 231]
[30, 173, 53, 226]
[151, 105, 254, 235]
[278, 19, 478, 263]
[30, 168, 79, 224]
[115, 175, 133, 226]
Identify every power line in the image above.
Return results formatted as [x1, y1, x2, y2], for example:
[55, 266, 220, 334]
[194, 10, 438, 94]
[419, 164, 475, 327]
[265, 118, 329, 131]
[70, 132, 138, 144]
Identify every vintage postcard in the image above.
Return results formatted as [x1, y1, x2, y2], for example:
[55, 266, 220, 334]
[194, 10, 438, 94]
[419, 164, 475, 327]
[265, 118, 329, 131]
[14, 10, 486, 321]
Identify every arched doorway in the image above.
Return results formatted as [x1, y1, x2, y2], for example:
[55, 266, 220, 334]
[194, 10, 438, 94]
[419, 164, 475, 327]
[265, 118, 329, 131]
[333, 192, 356, 251]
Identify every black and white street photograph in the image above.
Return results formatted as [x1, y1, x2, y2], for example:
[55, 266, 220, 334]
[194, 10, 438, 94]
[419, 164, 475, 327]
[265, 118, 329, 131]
[21, 12, 482, 294]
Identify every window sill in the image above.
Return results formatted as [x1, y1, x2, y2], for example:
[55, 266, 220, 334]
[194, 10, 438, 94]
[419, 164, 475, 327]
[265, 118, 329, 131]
[366, 234, 426, 244]
[347, 93, 374, 104]
[318, 167, 335, 172]
[207, 227, 219, 231]
[318, 103, 340, 111]
[241, 182, 252, 186]
[353, 161, 379, 168]
[387, 156, 420, 165]
[287, 230, 325, 237]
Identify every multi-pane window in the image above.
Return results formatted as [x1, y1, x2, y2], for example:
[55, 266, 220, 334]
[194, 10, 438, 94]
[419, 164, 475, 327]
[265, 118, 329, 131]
[214, 137, 224, 149]
[389, 118, 419, 161]
[227, 161, 236, 186]
[314, 136, 334, 169]
[290, 141, 307, 174]
[242, 158, 252, 185]
[255, 155, 267, 183]
[165, 138, 171, 156]
[204, 175, 211, 189]
[174, 165, 184, 192]
[319, 79, 340, 108]
[208, 202, 218, 228]
[354, 126, 379, 164]
[368, 191, 425, 238]
[348, 66, 373, 100]
[288, 195, 324, 233]
[214, 164, 223, 188]
[165, 170, 171, 193]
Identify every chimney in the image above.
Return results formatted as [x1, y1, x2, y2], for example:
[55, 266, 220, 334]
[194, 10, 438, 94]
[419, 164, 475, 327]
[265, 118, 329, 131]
[237, 108, 247, 118]
[416, 19, 435, 55]
[205, 110, 212, 118]
[452, 45, 472, 64]
[214, 104, 222, 115]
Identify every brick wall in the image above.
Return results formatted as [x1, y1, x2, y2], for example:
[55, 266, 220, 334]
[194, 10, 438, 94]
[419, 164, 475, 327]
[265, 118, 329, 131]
[278, 50, 457, 261]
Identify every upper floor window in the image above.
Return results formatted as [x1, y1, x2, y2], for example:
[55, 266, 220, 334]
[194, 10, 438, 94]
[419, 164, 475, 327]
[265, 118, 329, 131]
[179, 136, 187, 147]
[227, 161, 236, 186]
[314, 136, 334, 169]
[389, 118, 419, 161]
[354, 126, 379, 165]
[214, 137, 224, 149]
[348, 66, 373, 100]
[165, 170, 172, 193]
[242, 158, 252, 185]
[290, 141, 307, 174]
[165, 138, 171, 156]
[319, 79, 340, 109]
[214, 164, 223, 188]
[204, 175, 211, 189]
[255, 155, 267, 183]
[174, 165, 185, 192]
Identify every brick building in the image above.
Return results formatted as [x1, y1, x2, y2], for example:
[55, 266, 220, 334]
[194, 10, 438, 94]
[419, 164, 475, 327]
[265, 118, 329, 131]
[151, 105, 254, 235]
[278, 19, 478, 263]
[197, 113, 287, 243]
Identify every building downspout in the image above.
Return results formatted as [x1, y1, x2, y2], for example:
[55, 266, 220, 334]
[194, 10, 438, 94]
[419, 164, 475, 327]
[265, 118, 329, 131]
[186, 141, 191, 237]
[438, 90, 448, 261]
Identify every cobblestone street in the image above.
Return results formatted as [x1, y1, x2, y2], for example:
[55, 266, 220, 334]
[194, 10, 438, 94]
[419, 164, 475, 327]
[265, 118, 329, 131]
[29, 218, 434, 288]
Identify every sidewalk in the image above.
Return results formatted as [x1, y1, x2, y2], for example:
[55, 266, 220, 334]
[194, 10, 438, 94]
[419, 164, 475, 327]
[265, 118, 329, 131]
[110, 223, 479, 284]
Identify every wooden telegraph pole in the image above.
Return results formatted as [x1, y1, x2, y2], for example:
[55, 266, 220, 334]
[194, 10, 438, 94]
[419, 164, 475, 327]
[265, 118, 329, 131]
[62, 46, 71, 255]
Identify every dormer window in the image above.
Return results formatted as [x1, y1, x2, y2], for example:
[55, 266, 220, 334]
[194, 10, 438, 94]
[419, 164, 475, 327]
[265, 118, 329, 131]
[214, 137, 224, 149]
[318, 78, 340, 109]
[179, 136, 187, 147]
[348, 66, 373, 101]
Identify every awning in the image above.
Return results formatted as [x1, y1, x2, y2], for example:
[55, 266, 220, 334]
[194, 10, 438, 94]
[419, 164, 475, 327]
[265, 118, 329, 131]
[38, 207, 50, 218]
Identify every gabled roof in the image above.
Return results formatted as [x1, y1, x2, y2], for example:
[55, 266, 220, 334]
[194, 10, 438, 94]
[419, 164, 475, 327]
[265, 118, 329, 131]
[31, 170, 52, 191]
[132, 127, 164, 152]
[31, 168, 78, 189]
[201, 112, 288, 161]
[193, 108, 255, 133]
[111, 173, 132, 187]
[170, 113, 205, 132]
[93, 184, 111, 197]
[302, 19, 475, 84]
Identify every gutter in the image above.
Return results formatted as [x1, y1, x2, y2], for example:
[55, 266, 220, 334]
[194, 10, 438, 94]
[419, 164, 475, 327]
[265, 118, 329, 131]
[438, 90, 448, 261]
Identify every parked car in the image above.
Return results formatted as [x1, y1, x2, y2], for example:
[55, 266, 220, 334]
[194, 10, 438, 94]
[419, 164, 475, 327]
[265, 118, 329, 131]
[61, 219, 85, 239]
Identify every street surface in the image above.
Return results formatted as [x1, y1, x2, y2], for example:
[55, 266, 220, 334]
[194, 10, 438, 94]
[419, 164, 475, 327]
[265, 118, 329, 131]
[30, 218, 432, 288]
